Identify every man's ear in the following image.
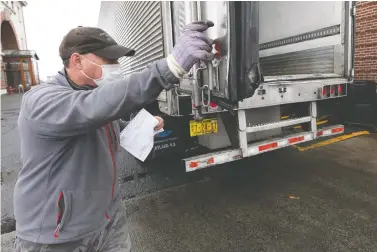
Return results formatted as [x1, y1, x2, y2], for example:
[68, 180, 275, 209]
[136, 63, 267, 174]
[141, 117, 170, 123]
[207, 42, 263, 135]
[71, 53, 83, 70]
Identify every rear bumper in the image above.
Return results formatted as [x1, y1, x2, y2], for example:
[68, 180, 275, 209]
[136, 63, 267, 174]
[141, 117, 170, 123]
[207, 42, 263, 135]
[184, 124, 345, 172]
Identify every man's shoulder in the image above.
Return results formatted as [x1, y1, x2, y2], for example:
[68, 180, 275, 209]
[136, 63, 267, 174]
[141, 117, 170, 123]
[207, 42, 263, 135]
[29, 77, 69, 93]
[24, 78, 71, 101]
[20, 76, 74, 118]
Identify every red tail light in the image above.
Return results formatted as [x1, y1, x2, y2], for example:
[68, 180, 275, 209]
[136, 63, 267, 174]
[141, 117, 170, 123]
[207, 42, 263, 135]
[330, 86, 335, 95]
[322, 87, 327, 97]
[338, 84, 345, 95]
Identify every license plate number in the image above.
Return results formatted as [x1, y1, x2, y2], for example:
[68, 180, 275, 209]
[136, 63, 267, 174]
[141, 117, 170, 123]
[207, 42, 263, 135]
[189, 119, 218, 137]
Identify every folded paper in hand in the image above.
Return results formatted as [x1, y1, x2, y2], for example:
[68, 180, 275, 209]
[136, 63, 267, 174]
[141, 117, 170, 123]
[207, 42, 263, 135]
[119, 109, 164, 162]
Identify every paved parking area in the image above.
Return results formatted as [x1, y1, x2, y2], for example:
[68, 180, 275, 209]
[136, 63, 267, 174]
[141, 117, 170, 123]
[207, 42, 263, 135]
[124, 135, 377, 252]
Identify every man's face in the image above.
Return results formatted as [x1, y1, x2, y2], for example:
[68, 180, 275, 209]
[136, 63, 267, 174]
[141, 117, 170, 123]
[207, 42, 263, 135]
[70, 53, 119, 84]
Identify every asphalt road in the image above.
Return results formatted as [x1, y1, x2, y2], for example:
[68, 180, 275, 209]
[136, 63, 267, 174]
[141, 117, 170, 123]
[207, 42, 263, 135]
[2, 94, 377, 251]
[123, 135, 377, 252]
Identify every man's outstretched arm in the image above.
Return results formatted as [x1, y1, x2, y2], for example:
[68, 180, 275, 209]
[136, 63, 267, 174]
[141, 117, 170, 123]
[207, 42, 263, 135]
[21, 59, 174, 137]
[21, 21, 215, 138]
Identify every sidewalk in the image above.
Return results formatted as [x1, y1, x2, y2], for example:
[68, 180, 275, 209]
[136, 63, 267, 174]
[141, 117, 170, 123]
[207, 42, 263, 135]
[1, 231, 16, 252]
[1, 93, 24, 112]
[1, 93, 23, 234]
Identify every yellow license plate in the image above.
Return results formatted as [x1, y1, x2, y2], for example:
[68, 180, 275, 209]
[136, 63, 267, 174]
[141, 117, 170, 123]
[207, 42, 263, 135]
[189, 119, 218, 137]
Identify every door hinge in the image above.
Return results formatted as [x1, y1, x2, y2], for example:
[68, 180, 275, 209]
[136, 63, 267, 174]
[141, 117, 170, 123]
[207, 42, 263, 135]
[351, 6, 356, 16]
[350, 68, 355, 78]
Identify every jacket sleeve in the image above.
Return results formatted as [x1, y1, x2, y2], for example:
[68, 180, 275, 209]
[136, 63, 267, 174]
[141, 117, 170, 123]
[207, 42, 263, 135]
[22, 59, 177, 137]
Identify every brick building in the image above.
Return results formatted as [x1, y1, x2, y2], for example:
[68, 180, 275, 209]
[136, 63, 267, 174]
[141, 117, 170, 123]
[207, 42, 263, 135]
[1, 1, 40, 95]
[355, 1, 377, 82]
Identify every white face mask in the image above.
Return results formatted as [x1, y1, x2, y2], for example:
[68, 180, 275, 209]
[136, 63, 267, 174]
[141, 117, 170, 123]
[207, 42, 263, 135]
[80, 56, 123, 87]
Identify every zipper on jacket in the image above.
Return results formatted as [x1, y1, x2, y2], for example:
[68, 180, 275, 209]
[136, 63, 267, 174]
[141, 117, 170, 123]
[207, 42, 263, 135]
[109, 123, 118, 151]
[104, 126, 116, 200]
[53, 224, 61, 238]
[106, 123, 118, 152]
[54, 192, 64, 238]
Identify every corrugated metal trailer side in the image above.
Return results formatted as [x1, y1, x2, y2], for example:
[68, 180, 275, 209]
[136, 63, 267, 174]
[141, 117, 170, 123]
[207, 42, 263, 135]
[98, 1, 165, 75]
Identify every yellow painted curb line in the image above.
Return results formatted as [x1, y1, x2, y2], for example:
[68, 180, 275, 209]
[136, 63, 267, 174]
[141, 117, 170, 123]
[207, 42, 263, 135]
[317, 120, 329, 126]
[293, 130, 371, 152]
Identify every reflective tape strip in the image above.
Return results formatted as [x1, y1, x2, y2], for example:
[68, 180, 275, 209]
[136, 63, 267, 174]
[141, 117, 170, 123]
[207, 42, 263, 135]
[317, 125, 344, 137]
[185, 132, 314, 172]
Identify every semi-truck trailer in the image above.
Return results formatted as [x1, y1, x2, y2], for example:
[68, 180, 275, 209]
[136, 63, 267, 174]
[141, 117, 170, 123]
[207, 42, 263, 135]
[97, 1, 355, 172]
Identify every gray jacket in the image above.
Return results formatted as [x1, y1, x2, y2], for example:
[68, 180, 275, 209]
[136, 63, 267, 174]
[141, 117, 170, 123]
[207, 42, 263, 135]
[14, 59, 177, 244]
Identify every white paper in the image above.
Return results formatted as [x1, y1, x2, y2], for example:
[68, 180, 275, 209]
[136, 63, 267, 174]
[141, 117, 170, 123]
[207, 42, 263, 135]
[119, 109, 164, 162]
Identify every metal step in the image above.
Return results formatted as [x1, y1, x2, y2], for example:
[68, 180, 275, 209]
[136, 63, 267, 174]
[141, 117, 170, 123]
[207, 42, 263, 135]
[246, 116, 312, 133]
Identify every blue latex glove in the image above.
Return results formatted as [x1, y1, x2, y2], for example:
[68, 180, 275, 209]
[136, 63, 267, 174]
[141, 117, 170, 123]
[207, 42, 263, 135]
[167, 20, 215, 78]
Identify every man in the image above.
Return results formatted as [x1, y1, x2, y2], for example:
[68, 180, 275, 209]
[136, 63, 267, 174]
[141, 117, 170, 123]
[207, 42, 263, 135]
[14, 20, 215, 251]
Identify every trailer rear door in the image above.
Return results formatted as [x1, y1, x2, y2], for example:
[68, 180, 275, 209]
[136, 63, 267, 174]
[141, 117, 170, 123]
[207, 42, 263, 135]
[172, 1, 354, 105]
[172, 1, 262, 104]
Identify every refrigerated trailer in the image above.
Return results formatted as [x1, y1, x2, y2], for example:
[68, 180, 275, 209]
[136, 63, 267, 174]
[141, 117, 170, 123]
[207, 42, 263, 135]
[98, 1, 356, 171]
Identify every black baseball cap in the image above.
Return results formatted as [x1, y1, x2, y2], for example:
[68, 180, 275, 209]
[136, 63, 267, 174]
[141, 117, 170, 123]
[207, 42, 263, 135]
[59, 26, 135, 60]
